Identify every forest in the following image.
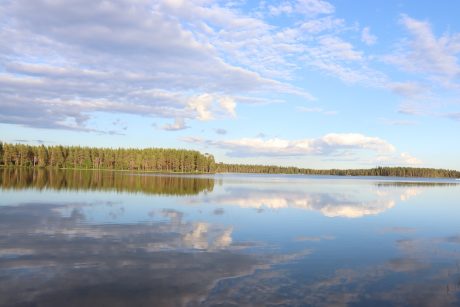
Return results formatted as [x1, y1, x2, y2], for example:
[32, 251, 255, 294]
[1, 142, 459, 178]
[216, 163, 460, 178]
[0, 142, 215, 173]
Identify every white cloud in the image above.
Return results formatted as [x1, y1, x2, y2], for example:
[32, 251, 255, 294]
[361, 27, 377, 45]
[302, 35, 387, 85]
[387, 82, 427, 98]
[268, 0, 334, 17]
[3, 0, 455, 135]
[268, 1, 293, 16]
[299, 16, 345, 33]
[318, 36, 363, 61]
[0, 0, 316, 131]
[157, 0, 384, 92]
[400, 152, 422, 165]
[375, 152, 422, 166]
[378, 15, 460, 120]
[161, 118, 189, 131]
[188, 94, 214, 121]
[295, 0, 335, 16]
[203, 187, 419, 218]
[386, 15, 460, 85]
[322, 133, 396, 152]
[219, 97, 237, 117]
[183, 133, 397, 157]
[187, 94, 238, 121]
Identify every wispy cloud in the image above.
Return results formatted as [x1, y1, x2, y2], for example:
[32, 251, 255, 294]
[2, 0, 429, 135]
[161, 118, 189, 131]
[361, 27, 377, 45]
[268, 0, 335, 17]
[2, 0, 458, 143]
[385, 14, 460, 86]
[444, 112, 460, 121]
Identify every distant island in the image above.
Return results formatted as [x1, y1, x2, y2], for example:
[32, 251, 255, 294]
[1, 142, 459, 178]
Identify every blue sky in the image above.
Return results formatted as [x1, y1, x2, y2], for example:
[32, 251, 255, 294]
[1, 0, 460, 169]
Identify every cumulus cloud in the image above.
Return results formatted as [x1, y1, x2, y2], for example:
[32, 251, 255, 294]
[219, 97, 237, 117]
[188, 94, 215, 121]
[183, 133, 396, 157]
[197, 184, 423, 218]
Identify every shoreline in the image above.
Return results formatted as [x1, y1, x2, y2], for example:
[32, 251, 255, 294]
[2, 166, 459, 180]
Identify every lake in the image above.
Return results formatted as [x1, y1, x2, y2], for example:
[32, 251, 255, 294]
[1, 168, 460, 306]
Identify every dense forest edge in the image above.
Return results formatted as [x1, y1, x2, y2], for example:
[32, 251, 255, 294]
[1, 142, 459, 178]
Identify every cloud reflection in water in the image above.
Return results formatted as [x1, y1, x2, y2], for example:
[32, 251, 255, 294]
[1, 173, 460, 306]
[196, 184, 422, 218]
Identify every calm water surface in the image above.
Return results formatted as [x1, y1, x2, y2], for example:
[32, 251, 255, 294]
[1, 169, 460, 306]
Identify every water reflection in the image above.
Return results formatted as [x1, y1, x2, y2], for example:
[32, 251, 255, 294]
[0, 171, 459, 306]
[0, 168, 214, 196]
[196, 182, 431, 218]
[0, 202, 256, 306]
[0, 200, 312, 306]
[205, 188, 398, 218]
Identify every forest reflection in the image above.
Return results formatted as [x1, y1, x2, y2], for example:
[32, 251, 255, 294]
[375, 181, 458, 187]
[0, 168, 215, 196]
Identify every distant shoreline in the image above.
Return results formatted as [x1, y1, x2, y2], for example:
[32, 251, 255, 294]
[2, 166, 460, 180]
[1, 142, 459, 179]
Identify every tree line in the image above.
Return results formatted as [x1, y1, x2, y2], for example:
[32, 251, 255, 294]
[215, 163, 460, 178]
[1, 142, 459, 178]
[0, 142, 215, 173]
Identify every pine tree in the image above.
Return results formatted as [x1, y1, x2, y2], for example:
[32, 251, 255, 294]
[37, 145, 48, 167]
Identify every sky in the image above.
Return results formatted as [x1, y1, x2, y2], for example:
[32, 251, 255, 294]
[1, 0, 460, 170]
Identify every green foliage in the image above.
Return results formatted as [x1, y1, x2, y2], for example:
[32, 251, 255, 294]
[1, 141, 458, 178]
[0, 142, 216, 173]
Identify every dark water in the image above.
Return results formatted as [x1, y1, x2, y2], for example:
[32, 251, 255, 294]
[1, 168, 460, 306]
